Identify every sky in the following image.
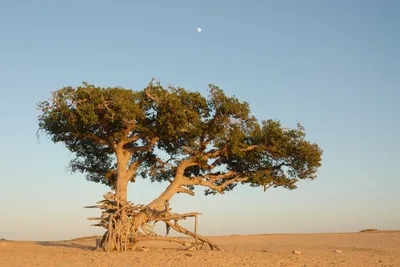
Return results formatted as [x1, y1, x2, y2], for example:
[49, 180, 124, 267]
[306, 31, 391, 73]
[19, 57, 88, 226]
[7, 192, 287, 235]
[0, 0, 399, 241]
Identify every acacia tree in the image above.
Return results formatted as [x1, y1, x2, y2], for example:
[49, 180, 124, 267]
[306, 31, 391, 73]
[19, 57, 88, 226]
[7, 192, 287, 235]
[37, 80, 322, 252]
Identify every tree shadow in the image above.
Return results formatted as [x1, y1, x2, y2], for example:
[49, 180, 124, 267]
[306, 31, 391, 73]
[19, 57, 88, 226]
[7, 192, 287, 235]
[37, 241, 96, 251]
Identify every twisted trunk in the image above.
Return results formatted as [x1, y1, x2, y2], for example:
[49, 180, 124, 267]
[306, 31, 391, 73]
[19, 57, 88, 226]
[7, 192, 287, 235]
[97, 161, 220, 251]
[132, 173, 184, 228]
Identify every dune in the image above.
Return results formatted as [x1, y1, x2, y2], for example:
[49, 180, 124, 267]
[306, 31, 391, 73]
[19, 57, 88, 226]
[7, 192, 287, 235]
[0, 231, 399, 266]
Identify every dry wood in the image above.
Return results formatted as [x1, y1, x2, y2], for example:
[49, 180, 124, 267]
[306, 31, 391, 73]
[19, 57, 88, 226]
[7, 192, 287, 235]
[134, 236, 190, 247]
[152, 212, 201, 222]
[165, 221, 221, 251]
[87, 191, 219, 252]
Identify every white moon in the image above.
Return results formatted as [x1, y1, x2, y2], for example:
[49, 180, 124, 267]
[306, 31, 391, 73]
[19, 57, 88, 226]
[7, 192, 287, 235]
[196, 28, 201, 33]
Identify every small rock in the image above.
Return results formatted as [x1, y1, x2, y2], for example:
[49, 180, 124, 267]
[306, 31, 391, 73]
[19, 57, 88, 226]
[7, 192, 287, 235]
[136, 247, 149, 252]
[293, 250, 302, 254]
[335, 250, 343, 253]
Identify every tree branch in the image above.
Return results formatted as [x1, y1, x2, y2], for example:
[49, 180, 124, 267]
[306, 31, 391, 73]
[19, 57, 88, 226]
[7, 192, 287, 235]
[127, 161, 140, 177]
[202, 149, 222, 160]
[241, 145, 259, 152]
[202, 171, 238, 181]
[133, 236, 190, 247]
[263, 183, 273, 192]
[72, 133, 109, 146]
[177, 187, 195, 196]
[123, 134, 140, 145]
[183, 175, 248, 194]
[145, 78, 160, 103]
[125, 137, 158, 154]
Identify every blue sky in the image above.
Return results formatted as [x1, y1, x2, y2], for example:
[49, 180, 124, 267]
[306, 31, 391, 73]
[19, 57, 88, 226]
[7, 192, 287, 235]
[0, 0, 399, 241]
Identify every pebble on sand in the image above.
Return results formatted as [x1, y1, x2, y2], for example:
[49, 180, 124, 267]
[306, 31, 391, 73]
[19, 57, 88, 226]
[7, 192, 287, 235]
[335, 250, 343, 253]
[293, 250, 302, 254]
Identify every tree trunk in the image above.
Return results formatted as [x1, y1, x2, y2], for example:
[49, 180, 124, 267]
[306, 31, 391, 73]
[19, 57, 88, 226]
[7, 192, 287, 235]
[128, 179, 182, 230]
[116, 177, 129, 202]
[147, 182, 180, 209]
[115, 148, 131, 202]
[146, 165, 187, 209]
[97, 164, 221, 252]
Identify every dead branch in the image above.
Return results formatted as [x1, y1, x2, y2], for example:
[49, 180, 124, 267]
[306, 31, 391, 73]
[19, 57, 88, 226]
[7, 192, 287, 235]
[145, 78, 159, 103]
[152, 212, 201, 222]
[86, 191, 220, 252]
[165, 221, 221, 251]
[134, 236, 190, 247]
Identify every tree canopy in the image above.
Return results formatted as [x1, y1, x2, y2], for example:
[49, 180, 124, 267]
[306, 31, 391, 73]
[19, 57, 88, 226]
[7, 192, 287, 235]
[37, 80, 322, 198]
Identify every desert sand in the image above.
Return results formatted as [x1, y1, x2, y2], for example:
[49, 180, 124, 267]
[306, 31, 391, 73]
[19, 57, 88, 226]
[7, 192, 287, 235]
[0, 231, 399, 267]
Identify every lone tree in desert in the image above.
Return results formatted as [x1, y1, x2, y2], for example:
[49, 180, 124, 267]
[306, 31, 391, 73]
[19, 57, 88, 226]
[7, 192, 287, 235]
[37, 79, 322, 252]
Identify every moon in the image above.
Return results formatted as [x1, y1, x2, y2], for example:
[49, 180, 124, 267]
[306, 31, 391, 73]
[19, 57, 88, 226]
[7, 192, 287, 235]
[196, 28, 201, 33]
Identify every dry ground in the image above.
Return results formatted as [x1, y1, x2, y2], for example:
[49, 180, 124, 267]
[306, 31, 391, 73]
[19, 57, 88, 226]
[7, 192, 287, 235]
[0, 231, 399, 267]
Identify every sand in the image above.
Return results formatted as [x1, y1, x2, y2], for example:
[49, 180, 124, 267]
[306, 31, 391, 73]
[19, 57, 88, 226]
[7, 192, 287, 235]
[0, 231, 399, 266]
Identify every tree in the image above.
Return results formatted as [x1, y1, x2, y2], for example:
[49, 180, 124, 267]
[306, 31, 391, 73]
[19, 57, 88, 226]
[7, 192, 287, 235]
[37, 79, 322, 252]
[37, 82, 159, 201]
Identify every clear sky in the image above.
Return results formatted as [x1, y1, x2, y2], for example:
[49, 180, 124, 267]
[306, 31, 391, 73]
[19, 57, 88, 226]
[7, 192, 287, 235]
[0, 0, 399, 241]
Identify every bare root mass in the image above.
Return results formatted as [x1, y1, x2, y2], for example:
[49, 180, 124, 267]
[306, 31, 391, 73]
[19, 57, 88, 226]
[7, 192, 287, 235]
[85, 192, 221, 252]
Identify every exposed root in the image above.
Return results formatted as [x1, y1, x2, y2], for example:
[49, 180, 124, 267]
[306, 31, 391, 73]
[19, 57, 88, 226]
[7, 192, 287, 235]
[186, 242, 208, 251]
[134, 236, 190, 248]
[86, 192, 221, 252]
[165, 221, 221, 251]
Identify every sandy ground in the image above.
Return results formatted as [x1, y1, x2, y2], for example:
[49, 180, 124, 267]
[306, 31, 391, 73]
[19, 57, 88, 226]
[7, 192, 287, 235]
[0, 231, 399, 267]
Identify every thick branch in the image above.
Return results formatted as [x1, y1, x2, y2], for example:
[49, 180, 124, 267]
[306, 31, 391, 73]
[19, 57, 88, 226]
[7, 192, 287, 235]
[183, 176, 248, 194]
[177, 187, 195, 196]
[202, 149, 222, 160]
[126, 161, 141, 179]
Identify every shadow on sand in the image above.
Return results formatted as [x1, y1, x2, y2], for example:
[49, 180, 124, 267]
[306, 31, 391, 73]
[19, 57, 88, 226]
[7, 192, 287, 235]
[37, 241, 96, 251]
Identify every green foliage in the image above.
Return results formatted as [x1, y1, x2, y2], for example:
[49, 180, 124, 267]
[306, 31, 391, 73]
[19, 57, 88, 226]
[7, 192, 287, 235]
[142, 84, 322, 195]
[37, 82, 156, 186]
[38, 80, 322, 194]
